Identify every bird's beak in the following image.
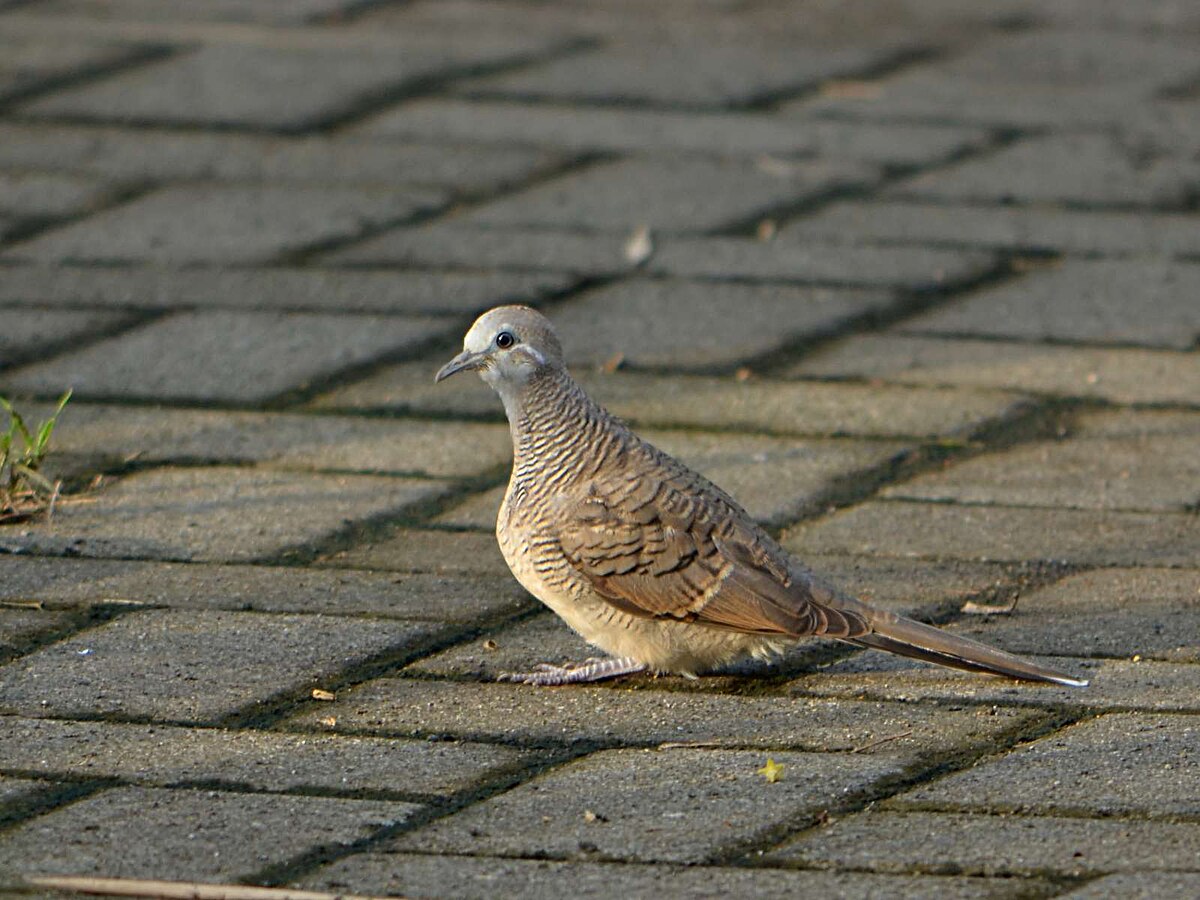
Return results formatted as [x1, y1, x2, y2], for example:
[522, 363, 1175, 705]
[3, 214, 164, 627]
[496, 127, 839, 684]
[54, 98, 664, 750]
[435, 349, 485, 383]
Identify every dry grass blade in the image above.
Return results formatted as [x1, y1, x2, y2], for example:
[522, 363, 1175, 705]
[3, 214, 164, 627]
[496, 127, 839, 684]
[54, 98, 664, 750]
[25, 874, 397, 900]
[852, 730, 914, 753]
[961, 596, 1020, 616]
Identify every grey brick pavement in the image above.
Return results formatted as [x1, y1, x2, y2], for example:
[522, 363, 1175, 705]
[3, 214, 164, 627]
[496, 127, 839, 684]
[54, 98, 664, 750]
[0, 1, 1197, 898]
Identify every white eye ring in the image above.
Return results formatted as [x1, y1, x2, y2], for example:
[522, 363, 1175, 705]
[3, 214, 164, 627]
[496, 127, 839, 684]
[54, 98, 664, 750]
[495, 330, 516, 349]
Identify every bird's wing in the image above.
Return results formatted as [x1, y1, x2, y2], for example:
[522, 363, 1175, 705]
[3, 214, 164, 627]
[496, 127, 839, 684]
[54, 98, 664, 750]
[556, 463, 869, 639]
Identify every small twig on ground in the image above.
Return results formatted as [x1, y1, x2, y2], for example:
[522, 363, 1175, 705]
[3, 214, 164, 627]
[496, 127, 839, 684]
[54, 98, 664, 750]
[25, 874, 394, 900]
[852, 730, 914, 753]
[656, 740, 735, 750]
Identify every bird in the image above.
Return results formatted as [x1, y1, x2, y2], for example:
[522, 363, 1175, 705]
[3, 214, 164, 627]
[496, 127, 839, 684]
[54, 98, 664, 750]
[435, 305, 1087, 689]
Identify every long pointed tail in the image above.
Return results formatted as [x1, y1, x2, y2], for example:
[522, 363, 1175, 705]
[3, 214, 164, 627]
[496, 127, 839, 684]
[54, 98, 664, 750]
[839, 600, 1088, 687]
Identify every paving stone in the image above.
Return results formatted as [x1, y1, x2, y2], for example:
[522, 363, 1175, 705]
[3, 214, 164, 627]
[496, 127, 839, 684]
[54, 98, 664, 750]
[789, 335, 1200, 406]
[312, 359, 503, 419]
[0, 263, 576, 315]
[795, 73, 1144, 131]
[1072, 408, 1200, 440]
[895, 714, 1200, 817]
[0, 608, 440, 722]
[0, 34, 154, 104]
[770, 809, 1200, 876]
[0, 171, 114, 219]
[883, 432, 1200, 512]
[0, 717, 534, 798]
[784, 200, 1200, 258]
[31, 402, 512, 478]
[190, 416, 509, 479]
[0, 775, 59, 818]
[945, 569, 1200, 663]
[319, 528, 513, 578]
[454, 41, 904, 108]
[1036, 0, 1200, 31]
[0, 604, 77, 659]
[431, 485, 505, 530]
[1125, 99, 1200, 158]
[933, 29, 1199, 93]
[302, 852, 1044, 900]
[5, 184, 446, 264]
[543, 279, 898, 370]
[578, 374, 1030, 440]
[1, 310, 452, 403]
[898, 261, 1200, 350]
[887, 134, 1200, 209]
[316, 365, 1032, 440]
[0, 307, 137, 369]
[0, 786, 419, 882]
[0, 124, 567, 196]
[788, 116, 993, 169]
[458, 157, 873, 233]
[647, 237, 995, 291]
[29, 0, 378, 26]
[1060, 873, 1200, 900]
[389, 747, 903, 863]
[0, 467, 448, 563]
[0, 556, 531, 622]
[408, 554, 1042, 681]
[355, 98, 993, 167]
[328, 222, 640, 276]
[354, 0, 983, 46]
[20, 39, 557, 131]
[784, 500, 1200, 568]
[797, 31, 1200, 128]
[290, 675, 1045, 757]
[790, 655, 1198, 713]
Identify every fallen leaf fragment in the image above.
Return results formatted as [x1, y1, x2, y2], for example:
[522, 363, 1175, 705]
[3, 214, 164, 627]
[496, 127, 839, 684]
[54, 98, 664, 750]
[599, 352, 625, 374]
[757, 757, 785, 783]
[961, 596, 1019, 616]
[624, 224, 654, 265]
[311, 689, 336, 702]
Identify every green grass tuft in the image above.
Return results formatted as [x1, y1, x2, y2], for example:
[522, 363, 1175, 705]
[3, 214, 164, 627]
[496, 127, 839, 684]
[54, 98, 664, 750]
[1, 390, 71, 524]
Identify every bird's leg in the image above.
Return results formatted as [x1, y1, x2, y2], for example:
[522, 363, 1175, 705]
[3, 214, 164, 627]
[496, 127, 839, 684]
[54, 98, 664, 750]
[498, 655, 646, 686]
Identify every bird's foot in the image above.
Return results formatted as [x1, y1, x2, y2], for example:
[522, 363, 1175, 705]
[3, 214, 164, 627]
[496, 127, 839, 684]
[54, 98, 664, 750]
[498, 655, 646, 686]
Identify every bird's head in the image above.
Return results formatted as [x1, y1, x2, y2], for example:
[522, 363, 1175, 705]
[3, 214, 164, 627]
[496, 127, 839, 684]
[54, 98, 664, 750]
[435, 305, 564, 390]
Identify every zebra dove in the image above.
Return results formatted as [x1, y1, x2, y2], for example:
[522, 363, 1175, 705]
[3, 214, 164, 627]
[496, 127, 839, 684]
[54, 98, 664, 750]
[436, 305, 1086, 688]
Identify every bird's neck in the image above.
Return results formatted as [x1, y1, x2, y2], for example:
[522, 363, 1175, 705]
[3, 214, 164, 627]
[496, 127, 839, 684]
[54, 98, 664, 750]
[503, 367, 625, 485]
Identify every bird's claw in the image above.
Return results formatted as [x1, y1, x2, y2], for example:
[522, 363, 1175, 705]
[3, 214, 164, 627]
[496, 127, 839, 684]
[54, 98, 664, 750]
[497, 656, 648, 686]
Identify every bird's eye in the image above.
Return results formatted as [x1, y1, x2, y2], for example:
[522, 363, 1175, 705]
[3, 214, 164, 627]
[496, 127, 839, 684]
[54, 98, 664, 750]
[495, 331, 516, 349]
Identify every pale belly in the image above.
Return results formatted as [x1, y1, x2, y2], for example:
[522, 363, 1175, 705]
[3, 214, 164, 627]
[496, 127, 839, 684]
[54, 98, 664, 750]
[495, 498, 787, 676]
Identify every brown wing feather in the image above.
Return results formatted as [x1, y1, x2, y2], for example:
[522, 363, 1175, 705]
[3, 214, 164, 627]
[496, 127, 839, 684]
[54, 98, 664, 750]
[557, 461, 869, 640]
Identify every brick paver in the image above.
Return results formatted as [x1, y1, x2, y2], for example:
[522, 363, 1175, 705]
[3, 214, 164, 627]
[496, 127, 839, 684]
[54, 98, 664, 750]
[6, 184, 446, 264]
[0, 1, 1197, 897]
[303, 855, 1040, 900]
[388, 747, 906, 864]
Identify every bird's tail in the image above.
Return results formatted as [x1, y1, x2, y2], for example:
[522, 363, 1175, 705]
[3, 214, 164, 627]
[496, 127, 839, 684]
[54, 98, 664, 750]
[838, 599, 1088, 687]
